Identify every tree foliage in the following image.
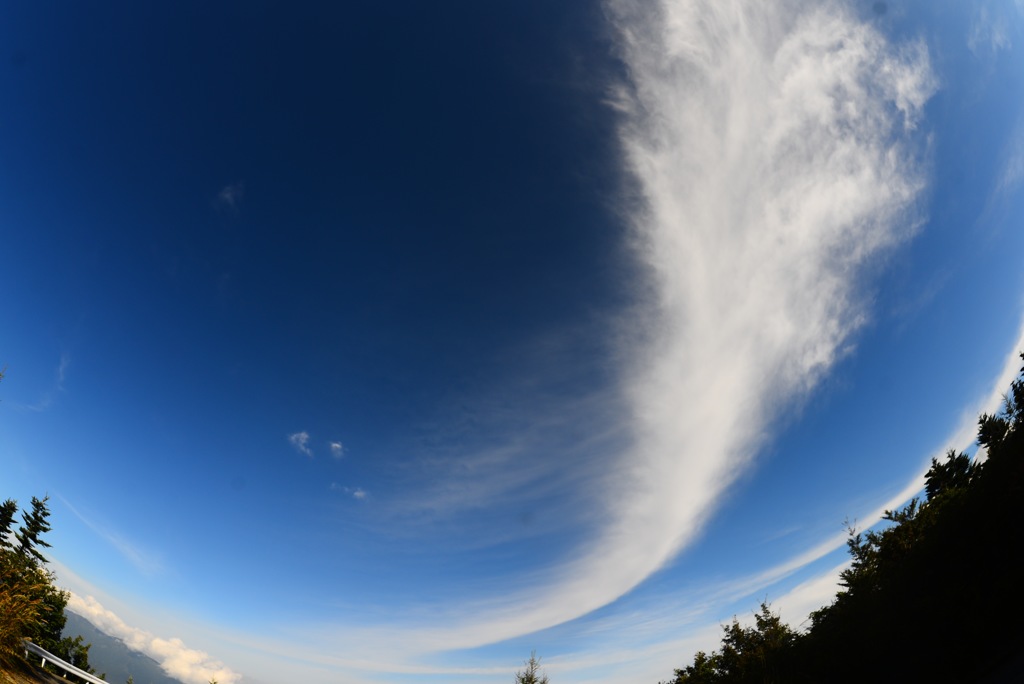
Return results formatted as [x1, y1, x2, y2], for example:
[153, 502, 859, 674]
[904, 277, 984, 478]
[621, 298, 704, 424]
[0, 499, 18, 550]
[664, 352, 1024, 683]
[0, 493, 98, 678]
[0, 550, 50, 658]
[15, 496, 54, 564]
[515, 651, 549, 684]
[666, 603, 798, 684]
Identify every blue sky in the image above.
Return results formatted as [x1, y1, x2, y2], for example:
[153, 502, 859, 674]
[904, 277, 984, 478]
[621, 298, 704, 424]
[2, 1, 1024, 683]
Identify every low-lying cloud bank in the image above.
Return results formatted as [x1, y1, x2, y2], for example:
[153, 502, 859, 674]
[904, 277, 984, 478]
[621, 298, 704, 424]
[67, 593, 241, 684]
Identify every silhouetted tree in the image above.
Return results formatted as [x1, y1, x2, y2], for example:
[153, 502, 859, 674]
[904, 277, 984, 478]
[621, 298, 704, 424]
[667, 603, 797, 684]
[924, 449, 977, 500]
[666, 352, 1024, 684]
[515, 651, 549, 684]
[0, 499, 17, 550]
[15, 495, 53, 564]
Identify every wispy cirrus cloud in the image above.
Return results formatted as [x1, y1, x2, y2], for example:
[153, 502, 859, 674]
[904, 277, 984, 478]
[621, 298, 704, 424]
[997, 119, 1024, 195]
[383, 0, 936, 648]
[561, 0, 935, 630]
[217, 181, 245, 210]
[67, 593, 241, 684]
[58, 495, 164, 576]
[967, 0, 1017, 55]
[330, 482, 368, 500]
[288, 431, 313, 457]
[56, 352, 70, 389]
[263, 1, 939, 660]
[16, 352, 72, 412]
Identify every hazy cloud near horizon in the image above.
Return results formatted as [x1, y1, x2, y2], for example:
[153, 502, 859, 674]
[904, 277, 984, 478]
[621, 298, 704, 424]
[67, 594, 241, 684]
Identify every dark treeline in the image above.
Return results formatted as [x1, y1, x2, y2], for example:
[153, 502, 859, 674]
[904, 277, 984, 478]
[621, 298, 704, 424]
[666, 353, 1024, 684]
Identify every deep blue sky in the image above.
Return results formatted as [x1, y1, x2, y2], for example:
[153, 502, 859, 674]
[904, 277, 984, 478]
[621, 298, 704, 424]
[3, 2, 1024, 684]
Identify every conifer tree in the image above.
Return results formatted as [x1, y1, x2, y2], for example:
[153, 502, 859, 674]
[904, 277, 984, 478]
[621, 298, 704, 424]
[0, 499, 17, 550]
[15, 496, 53, 564]
[663, 351, 1024, 683]
[515, 652, 549, 684]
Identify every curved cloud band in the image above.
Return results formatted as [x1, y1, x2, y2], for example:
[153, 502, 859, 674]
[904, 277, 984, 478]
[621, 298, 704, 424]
[273, 0, 939, 662]
[423, 0, 936, 648]
[583, 0, 936, 615]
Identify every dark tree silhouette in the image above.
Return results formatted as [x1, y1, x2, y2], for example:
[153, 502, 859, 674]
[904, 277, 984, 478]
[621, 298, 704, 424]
[15, 495, 53, 564]
[667, 603, 798, 684]
[665, 352, 1024, 684]
[0, 499, 18, 550]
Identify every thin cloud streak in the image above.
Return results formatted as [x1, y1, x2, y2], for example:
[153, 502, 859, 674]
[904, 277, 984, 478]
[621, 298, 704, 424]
[997, 118, 1024, 194]
[710, 313, 1024, 634]
[15, 352, 71, 412]
[57, 495, 164, 576]
[771, 561, 849, 629]
[330, 483, 368, 500]
[968, 1, 1014, 54]
[56, 352, 70, 389]
[681, 312, 1024, 631]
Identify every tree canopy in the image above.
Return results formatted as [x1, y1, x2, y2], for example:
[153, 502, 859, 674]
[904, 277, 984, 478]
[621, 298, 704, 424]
[0, 493, 100, 680]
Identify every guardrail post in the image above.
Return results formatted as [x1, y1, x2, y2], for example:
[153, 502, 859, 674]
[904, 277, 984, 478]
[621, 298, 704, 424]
[23, 639, 109, 684]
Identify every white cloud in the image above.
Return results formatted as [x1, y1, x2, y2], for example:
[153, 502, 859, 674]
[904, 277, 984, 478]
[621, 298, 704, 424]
[997, 119, 1024, 194]
[330, 441, 344, 458]
[66, 593, 241, 684]
[331, 482, 368, 500]
[772, 561, 848, 629]
[682, 311, 1024, 638]
[968, 2, 1013, 55]
[57, 352, 70, 389]
[258, 2, 938, 655]
[130, 5, 1024, 681]
[15, 352, 72, 412]
[217, 182, 245, 210]
[515, 0, 935, 640]
[220, 317, 1024, 682]
[289, 431, 313, 457]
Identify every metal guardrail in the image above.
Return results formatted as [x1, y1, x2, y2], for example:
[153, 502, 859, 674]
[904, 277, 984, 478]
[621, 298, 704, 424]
[23, 639, 107, 684]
